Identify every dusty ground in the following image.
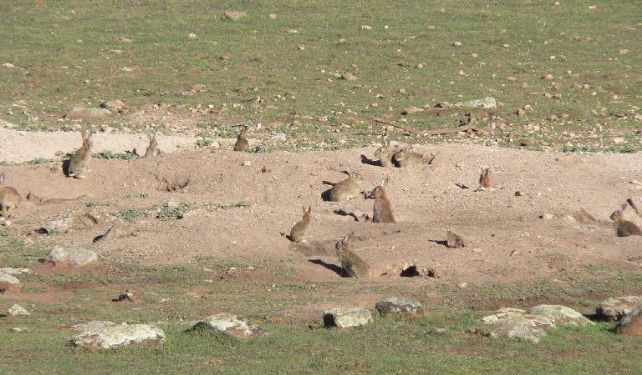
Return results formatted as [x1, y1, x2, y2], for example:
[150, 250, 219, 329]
[1, 131, 640, 288]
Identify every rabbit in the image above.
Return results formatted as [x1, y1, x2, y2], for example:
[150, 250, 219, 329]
[144, 133, 161, 157]
[610, 198, 642, 237]
[67, 131, 94, 179]
[233, 126, 250, 151]
[289, 206, 312, 243]
[392, 147, 436, 168]
[0, 173, 21, 222]
[335, 232, 369, 277]
[373, 127, 398, 167]
[478, 166, 492, 191]
[366, 178, 396, 223]
[327, 168, 363, 202]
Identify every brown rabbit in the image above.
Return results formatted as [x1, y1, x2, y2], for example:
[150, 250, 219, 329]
[366, 178, 396, 223]
[289, 206, 312, 243]
[335, 232, 369, 277]
[373, 127, 397, 167]
[233, 126, 250, 152]
[0, 173, 21, 222]
[327, 168, 363, 201]
[144, 133, 161, 157]
[67, 131, 94, 179]
[610, 198, 642, 237]
[478, 166, 492, 190]
[392, 147, 435, 168]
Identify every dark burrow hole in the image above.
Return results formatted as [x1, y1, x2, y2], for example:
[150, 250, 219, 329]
[400, 265, 420, 277]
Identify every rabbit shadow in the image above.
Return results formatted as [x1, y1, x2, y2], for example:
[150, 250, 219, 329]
[62, 159, 71, 176]
[429, 239, 449, 247]
[309, 259, 349, 277]
[360, 154, 381, 167]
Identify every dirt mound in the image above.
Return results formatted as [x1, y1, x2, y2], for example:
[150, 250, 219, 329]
[1, 134, 640, 284]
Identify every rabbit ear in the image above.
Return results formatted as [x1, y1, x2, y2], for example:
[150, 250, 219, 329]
[307, 206, 312, 214]
[380, 178, 387, 187]
[0, 173, 4, 184]
[147, 133, 153, 141]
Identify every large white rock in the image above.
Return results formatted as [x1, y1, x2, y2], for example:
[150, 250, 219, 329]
[0, 272, 21, 291]
[71, 321, 165, 349]
[0, 267, 31, 276]
[8, 304, 30, 316]
[44, 246, 97, 266]
[191, 313, 264, 339]
[528, 305, 594, 326]
[480, 309, 554, 343]
[323, 307, 373, 328]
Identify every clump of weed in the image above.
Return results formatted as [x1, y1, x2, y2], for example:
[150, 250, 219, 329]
[117, 208, 149, 222]
[94, 151, 140, 160]
[156, 203, 192, 221]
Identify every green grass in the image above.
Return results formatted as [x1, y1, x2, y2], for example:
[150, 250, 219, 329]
[0, 1, 639, 151]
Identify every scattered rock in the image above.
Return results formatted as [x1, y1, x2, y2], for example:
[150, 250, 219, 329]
[100, 100, 126, 113]
[44, 246, 98, 267]
[10, 327, 27, 332]
[540, 213, 555, 220]
[340, 72, 357, 81]
[67, 106, 112, 121]
[268, 13, 277, 20]
[401, 106, 424, 115]
[515, 190, 526, 197]
[597, 296, 642, 321]
[191, 83, 207, 92]
[190, 313, 265, 339]
[615, 304, 642, 336]
[224, 11, 246, 21]
[446, 231, 466, 248]
[519, 139, 533, 147]
[323, 307, 373, 328]
[71, 321, 165, 349]
[453, 41, 463, 47]
[241, 160, 252, 167]
[188, 32, 197, 39]
[375, 297, 423, 317]
[480, 309, 554, 343]
[2, 63, 16, 68]
[0, 267, 30, 276]
[528, 305, 593, 326]
[455, 97, 496, 109]
[0, 272, 21, 292]
[270, 133, 287, 142]
[8, 304, 30, 316]
[41, 215, 75, 234]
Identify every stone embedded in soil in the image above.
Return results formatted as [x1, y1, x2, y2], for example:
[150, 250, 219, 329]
[597, 296, 642, 321]
[8, 304, 30, 316]
[224, 10, 246, 21]
[44, 246, 97, 267]
[190, 313, 264, 339]
[480, 309, 555, 343]
[528, 305, 593, 327]
[41, 215, 75, 234]
[615, 304, 642, 336]
[375, 297, 424, 317]
[455, 97, 496, 109]
[100, 99, 126, 113]
[323, 307, 373, 328]
[0, 272, 21, 291]
[446, 231, 466, 248]
[71, 321, 165, 349]
[0, 267, 30, 276]
[67, 106, 112, 121]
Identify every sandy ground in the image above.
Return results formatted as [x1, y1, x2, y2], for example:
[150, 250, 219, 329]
[1, 129, 641, 287]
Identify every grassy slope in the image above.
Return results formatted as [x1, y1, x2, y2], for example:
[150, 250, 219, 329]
[0, 1, 640, 150]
